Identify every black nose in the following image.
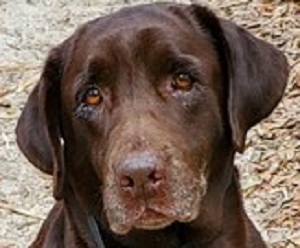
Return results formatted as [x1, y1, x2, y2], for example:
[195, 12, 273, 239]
[117, 152, 164, 194]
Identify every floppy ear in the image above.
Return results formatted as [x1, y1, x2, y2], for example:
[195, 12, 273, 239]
[221, 20, 289, 151]
[190, 5, 289, 152]
[16, 45, 66, 199]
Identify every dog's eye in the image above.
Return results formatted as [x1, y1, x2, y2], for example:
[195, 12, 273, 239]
[84, 86, 102, 105]
[172, 73, 194, 91]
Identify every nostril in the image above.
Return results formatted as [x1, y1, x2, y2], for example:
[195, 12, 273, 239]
[120, 176, 134, 188]
[148, 170, 163, 185]
[117, 152, 165, 191]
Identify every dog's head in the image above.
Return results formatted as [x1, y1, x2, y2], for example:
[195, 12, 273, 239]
[16, 4, 288, 235]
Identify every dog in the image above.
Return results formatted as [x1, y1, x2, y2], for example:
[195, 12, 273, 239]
[16, 3, 289, 248]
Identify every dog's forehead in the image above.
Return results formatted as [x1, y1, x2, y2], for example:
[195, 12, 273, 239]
[88, 3, 186, 34]
[80, 4, 212, 58]
[62, 4, 219, 99]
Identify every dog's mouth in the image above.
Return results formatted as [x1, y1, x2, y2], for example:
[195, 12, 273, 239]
[107, 202, 201, 235]
[133, 208, 175, 230]
[103, 149, 207, 235]
[104, 166, 207, 235]
[107, 207, 174, 235]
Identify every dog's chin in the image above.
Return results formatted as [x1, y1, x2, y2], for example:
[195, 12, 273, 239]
[109, 208, 199, 235]
[133, 209, 175, 230]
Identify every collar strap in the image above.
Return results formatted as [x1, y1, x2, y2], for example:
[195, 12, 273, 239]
[86, 215, 106, 248]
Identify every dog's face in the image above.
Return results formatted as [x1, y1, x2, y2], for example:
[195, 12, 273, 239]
[16, 4, 288, 236]
[63, 8, 225, 234]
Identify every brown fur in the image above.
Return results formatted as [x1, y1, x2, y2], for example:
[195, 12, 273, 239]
[16, 3, 289, 248]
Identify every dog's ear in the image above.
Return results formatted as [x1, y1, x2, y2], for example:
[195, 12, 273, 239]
[189, 5, 289, 152]
[221, 20, 289, 152]
[16, 44, 66, 199]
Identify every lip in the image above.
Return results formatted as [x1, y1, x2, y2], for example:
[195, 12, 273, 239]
[133, 209, 175, 230]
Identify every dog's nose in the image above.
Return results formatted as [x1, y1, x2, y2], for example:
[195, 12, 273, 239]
[117, 152, 164, 194]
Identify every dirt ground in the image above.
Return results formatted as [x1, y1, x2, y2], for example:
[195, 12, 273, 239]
[0, 0, 299, 247]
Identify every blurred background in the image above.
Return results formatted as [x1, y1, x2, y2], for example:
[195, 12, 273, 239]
[0, 0, 299, 247]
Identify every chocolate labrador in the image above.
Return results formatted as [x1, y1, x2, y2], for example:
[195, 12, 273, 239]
[16, 3, 289, 248]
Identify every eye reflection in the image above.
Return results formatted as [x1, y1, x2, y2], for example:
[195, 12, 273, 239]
[171, 73, 194, 91]
[85, 86, 102, 105]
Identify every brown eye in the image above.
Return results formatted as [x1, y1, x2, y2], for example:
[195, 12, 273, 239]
[85, 86, 102, 105]
[172, 73, 193, 91]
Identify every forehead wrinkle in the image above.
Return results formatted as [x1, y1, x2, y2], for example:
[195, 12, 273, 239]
[128, 27, 183, 90]
[132, 27, 178, 60]
[98, 35, 136, 109]
[91, 34, 133, 79]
